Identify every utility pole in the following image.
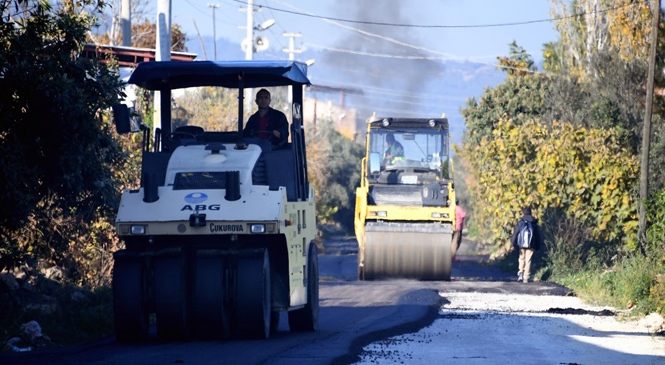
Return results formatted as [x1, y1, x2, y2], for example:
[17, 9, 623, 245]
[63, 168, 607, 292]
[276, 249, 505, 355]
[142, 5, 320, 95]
[208, 3, 219, 60]
[282, 32, 302, 105]
[154, 0, 172, 138]
[282, 32, 302, 61]
[239, 2, 274, 110]
[121, 0, 131, 46]
[240, 0, 255, 111]
[245, 0, 254, 61]
[638, 0, 660, 254]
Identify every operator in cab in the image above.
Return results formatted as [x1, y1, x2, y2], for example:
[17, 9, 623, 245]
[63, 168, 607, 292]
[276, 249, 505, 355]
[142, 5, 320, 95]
[383, 133, 404, 165]
[243, 88, 289, 148]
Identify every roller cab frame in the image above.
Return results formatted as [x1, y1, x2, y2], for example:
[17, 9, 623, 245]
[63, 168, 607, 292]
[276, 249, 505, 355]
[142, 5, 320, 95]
[111, 60, 318, 342]
[354, 116, 457, 281]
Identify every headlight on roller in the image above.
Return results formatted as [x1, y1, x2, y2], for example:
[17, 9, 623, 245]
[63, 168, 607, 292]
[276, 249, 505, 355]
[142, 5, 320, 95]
[250, 224, 266, 233]
[130, 225, 146, 234]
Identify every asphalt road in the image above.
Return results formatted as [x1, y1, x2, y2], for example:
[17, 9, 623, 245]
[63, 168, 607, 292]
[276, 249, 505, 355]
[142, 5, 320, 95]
[0, 237, 573, 365]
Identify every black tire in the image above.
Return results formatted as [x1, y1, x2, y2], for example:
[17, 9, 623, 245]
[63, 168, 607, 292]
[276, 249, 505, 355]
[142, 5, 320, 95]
[288, 243, 319, 331]
[154, 254, 188, 340]
[235, 249, 271, 339]
[113, 253, 149, 342]
[192, 252, 230, 339]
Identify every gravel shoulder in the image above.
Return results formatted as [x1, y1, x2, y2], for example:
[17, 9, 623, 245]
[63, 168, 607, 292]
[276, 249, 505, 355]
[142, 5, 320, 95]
[322, 236, 665, 365]
[355, 292, 665, 364]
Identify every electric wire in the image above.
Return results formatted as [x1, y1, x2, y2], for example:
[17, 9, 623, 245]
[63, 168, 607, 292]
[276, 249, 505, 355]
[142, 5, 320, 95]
[230, 0, 647, 29]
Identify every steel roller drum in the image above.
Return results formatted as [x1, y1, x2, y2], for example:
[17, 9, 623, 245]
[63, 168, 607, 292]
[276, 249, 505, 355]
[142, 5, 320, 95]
[363, 221, 452, 281]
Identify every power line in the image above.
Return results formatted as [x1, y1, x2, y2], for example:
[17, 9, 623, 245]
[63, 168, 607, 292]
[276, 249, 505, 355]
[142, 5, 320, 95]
[270, 0, 543, 75]
[181, 0, 240, 26]
[229, 0, 647, 29]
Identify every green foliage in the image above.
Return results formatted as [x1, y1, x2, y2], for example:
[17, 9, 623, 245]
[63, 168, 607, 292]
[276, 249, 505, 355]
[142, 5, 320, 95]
[1, 277, 114, 346]
[646, 189, 665, 276]
[307, 120, 364, 232]
[545, 51, 647, 156]
[542, 41, 562, 73]
[0, 1, 126, 275]
[464, 117, 639, 250]
[461, 43, 644, 254]
[497, 41, 537, 76]
[542, 212, 592, 276]
[549, 0, 653, 80]
[464, 34, 665, 316]
[555, 254, 662, 315]
[480, 215, 665, 316]
[461, 44, 548, 147]
[172, 87, 239, 131]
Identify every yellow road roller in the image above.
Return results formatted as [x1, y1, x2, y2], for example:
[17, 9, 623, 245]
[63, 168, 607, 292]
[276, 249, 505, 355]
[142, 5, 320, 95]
[354, 115, 457, 281]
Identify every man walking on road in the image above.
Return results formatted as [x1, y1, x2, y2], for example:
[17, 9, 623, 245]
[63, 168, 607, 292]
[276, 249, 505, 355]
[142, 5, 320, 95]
[510, 206, 541, 283]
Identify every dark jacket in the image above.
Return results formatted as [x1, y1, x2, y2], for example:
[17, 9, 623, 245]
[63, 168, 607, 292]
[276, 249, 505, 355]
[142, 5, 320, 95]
[243, 107, 289, 147]
[510, 214, 541, 251]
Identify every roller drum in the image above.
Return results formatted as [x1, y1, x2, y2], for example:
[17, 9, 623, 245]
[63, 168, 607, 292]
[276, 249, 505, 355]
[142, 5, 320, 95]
[363, 222, 452, 281]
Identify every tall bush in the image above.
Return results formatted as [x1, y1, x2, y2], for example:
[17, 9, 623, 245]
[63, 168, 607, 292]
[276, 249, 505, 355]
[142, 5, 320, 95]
[0, 1, 125, 281]
[306, 120, 364, 232]
[464, 118, 639, 250]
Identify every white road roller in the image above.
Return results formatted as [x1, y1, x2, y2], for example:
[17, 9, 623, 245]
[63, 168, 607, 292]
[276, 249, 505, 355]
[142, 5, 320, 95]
[111, 61, 318, 341]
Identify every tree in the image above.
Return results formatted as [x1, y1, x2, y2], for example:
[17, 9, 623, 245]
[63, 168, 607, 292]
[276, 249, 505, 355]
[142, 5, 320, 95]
[460, 44, 640, 252]
[546, 50, 647, 151]
[464, 118, 639, 249]
[92, 0, 187, 51]
[0, 0, 126, 281]
[462, 42, 548, 148]
[549, 0, 652, 79]
[171, 87, 239, 131]
[94, 18, 188, 52]
[306, 120, 364, 232]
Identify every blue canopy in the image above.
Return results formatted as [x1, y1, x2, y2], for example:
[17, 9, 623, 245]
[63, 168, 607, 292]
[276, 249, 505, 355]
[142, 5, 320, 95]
[128, 60, 311, 90]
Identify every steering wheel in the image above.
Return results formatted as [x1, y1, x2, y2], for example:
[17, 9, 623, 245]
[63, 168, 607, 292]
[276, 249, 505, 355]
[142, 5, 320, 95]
[251, 130, 274, 137]
[169, 131, 198, 140]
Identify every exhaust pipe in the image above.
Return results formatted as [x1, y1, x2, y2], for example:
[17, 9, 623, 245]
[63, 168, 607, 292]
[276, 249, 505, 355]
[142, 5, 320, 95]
[143, 172, 159, 203]
[225, 171, 241, 201]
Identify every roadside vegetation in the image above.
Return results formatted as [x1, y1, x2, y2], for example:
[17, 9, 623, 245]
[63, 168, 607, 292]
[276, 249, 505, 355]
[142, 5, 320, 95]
[460, 1, 665, 316]
[1, 0, 664, 351]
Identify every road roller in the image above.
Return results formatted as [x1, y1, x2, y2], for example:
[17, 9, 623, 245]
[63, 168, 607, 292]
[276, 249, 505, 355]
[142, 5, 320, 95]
[354, 115, 457, 281]
[111, 61, 318, 341]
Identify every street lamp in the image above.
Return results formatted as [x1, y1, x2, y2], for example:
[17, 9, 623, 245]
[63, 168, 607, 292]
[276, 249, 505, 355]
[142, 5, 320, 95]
[240, 0, 276, 109]
[256, 19, 275, 32]
[241, 18, 275, 57]
[241, 0, 275, 60]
